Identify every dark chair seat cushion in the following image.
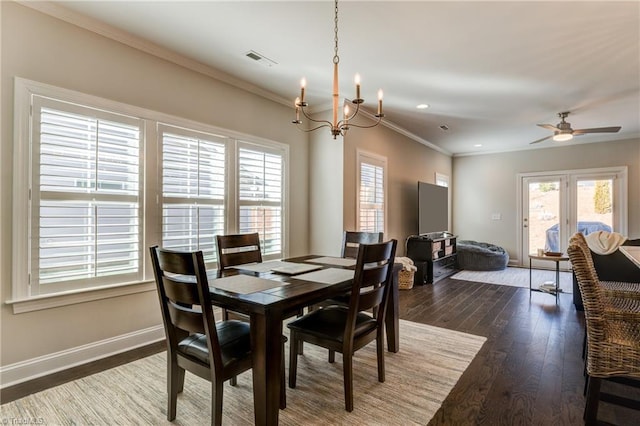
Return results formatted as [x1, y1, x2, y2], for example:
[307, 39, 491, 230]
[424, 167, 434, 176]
[178, 320, 251, 365]
[287, 306, 376, 344]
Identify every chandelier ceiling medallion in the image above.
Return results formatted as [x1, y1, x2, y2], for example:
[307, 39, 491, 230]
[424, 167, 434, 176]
[292, 0, 384, 139]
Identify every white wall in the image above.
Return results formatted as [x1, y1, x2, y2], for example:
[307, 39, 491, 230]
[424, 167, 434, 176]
[452, 138, 640, 263]
[0, 2, 309, 383]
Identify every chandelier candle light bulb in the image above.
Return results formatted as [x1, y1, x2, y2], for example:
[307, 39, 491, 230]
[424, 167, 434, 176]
[294, 97, 300, 123]
[291, 0, 384, 139]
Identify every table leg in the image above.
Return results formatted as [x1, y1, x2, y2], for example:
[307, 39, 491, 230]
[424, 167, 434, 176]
[529, 257, 532, 300]
[386, 269, 400, 353]
[555, 260, 560, 304]
[250, 311, 283, 426]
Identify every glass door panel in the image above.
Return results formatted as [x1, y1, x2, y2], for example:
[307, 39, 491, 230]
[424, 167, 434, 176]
[525, 178, 562, 255]
[576, 178, 614, 237]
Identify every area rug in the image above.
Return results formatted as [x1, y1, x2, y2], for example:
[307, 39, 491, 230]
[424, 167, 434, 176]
[1, 320, 486, 425]
[452, 266, 573, 294]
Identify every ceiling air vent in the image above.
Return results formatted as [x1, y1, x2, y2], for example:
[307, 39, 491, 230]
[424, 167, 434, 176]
[245, 50, 277, 68]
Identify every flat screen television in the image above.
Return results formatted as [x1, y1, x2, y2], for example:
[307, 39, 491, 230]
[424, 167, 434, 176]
[418, 181, 448, 234]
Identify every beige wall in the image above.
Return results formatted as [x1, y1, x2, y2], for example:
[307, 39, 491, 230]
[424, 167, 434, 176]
[308, 109, 345, 256]
[343, 123, 453, 256]
[1, 3, 309, 373]
[452, 138, 640, 263]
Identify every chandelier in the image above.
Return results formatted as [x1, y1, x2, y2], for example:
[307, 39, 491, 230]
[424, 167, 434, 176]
[292, 0, 384, 139]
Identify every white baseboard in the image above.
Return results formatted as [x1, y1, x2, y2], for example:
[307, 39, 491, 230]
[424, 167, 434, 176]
[0, 325, 164, 389]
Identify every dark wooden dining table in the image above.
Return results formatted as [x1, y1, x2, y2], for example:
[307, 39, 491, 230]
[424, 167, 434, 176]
[206, 255, 400, 426]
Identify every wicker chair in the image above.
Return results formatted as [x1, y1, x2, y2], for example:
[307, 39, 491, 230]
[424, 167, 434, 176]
[567, 244, 640, 424]
[569, 232, 640, 300]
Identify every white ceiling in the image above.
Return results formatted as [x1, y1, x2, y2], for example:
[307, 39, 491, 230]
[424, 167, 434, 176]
[52, 0, 640, 156]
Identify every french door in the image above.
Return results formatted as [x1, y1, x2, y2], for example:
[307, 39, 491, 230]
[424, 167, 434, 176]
[519, 167, 627, 268]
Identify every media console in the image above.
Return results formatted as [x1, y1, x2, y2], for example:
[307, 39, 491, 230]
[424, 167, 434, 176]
[406, 232, 458, 285]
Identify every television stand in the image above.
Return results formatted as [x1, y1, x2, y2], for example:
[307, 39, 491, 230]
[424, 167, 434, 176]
[406, 232, 458, 284]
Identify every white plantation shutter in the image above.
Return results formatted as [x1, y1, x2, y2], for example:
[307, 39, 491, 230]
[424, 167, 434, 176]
[238, 146, 283, 258]
[14, 80, 290, 307]
[357, 153, 386, 233]
[32, 96, 142, 294]
[160, 127, 226, 263]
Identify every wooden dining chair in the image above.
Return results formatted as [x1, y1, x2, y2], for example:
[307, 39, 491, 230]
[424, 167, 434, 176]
[312, 231, 385, 312]
[567, 243, 640, 424]
[287, 239, 397, 412]
[216, 233, 262, 321]
[341, 231, 384, 258]
[216, 232, 262, 269]
[150, 246, 285, 425]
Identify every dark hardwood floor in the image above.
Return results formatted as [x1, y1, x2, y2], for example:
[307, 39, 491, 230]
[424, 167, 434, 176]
[401, 277, 640, 426]
[3, 277, 639, 425]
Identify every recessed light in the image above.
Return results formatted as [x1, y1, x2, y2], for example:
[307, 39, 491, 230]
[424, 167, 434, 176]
[416, 104, 429, 109]
[474, 144, 482, 147]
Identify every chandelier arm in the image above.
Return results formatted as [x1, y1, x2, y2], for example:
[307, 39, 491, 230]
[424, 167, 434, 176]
[341, 116, 384, 130]
[344, 100, 361, 121]
[296, 123, 333, 133]
[298, 106, 334, 127]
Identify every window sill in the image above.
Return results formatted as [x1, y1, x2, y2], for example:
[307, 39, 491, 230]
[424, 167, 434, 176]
[5, 280, 156, 314]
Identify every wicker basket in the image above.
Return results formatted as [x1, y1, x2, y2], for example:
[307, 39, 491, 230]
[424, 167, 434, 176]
[398, 269, 415, 290]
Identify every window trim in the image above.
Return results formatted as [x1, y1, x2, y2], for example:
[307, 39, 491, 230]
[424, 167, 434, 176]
[355, 149, 387, 234]
[10, 77, 290, 313]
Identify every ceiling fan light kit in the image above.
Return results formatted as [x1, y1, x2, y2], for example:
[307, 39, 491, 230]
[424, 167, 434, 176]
[292, 0, 384, 139]
[552, 132, 573, 142]
[530, 111, 621, 145]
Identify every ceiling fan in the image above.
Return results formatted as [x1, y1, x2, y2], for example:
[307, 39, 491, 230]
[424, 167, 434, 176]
[530, 111, 621, 144]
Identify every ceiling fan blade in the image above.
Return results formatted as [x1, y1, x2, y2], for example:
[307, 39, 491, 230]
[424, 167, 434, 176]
[573, 126, 622, 135]
[537, 124, 559, 131]
[530, 135, 552, 145]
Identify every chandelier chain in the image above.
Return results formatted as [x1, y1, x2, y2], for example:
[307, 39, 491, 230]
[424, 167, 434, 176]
[333, 0, 339, 64]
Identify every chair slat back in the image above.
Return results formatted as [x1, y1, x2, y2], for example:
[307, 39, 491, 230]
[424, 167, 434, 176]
[342, 231, 384, 259]
[150, 246, 222, 366]
[567, 244, 606, 345]
[347, 240, 397, 329]
[569, 232, 599, 278]
[216, 233, 262, 270]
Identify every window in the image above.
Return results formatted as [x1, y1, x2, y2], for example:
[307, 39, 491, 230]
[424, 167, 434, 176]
[356, 151, 387, 233]
[238, 145, 284, 259]
[12, 78, 288, 309]
[160, 126, 227, 264]
[435, 172, 449, 188]
[30, 96, 143, 296]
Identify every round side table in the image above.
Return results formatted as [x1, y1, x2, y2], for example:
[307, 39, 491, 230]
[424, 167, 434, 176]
[528, 253, 570, 304]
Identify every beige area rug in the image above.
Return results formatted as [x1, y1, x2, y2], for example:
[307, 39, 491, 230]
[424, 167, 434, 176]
[1, 320, 485, 425]
[452, 266, 573, 294]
